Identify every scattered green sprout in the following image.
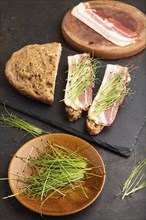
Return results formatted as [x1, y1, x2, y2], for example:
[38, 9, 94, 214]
[0, 110, 46, 137]
[1, 141, 104, 211]
[116, 158, 146, 199]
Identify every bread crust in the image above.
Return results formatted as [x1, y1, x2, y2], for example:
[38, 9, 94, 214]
[5, 43, 62, 104]
[65, 106, 82, 122]
[86, 118, 104, 135]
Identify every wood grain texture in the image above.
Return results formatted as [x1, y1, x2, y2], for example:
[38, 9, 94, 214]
[62, 1, 146, 59]
[8, 134, 105, 216]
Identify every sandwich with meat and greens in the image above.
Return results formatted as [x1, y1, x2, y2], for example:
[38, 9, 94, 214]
[86, 64, 131, 135]
[63, 53, 98, 122]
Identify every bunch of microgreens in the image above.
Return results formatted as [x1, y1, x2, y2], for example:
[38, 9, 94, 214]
[63, 56, 102, 103]
[88, 70, 133, 118]
[0, 109, 47, 137]
[116, 158, 146, 199]
[1, 141, 103, 210]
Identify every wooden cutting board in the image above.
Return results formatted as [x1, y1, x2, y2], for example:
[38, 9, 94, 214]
[61, 1, 146, 59]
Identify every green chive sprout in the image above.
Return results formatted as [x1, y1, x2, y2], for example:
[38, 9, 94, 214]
[0, 110, 47, 137]
[116, 158, 146, 199]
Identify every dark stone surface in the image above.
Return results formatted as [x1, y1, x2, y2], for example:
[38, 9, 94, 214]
[0, 0, 146, 220]
[0, 0, 145, 156]
[0, 46, 145, 156]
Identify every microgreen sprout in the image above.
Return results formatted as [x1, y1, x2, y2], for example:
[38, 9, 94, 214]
[0, 110, 46, 137]
[116, 158, 146, 199]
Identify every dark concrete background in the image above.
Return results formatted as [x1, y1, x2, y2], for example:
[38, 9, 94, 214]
[0, 0, 146, 220]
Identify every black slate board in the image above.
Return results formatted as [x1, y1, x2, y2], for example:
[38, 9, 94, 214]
[0, 46, 145, 157]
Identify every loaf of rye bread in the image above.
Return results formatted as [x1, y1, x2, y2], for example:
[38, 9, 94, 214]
[5, 43, 62, 104]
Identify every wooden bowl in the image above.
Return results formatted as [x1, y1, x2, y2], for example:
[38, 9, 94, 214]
[8, 133, 105, 216]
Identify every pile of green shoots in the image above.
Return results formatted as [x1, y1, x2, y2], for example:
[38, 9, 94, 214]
[2, 141, 103, 208]
[0, 110, 46, 137]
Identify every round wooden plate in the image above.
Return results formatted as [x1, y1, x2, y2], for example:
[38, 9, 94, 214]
[61, 1, 146, 59]
[8, 133, 105, 216]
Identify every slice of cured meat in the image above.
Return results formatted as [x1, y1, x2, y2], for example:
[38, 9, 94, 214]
[86, 64, 131, 135]
[62, 1, 146, 59]
[64, 53, 95, 122]
[71, 2, 137, 47]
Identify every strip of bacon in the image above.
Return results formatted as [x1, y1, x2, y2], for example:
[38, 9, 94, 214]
[64, 54, 94, 111]
[71, 2, 137, 47]
[88, 64, 131, 127]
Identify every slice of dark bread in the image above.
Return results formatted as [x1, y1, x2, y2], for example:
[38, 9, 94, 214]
[5, 42, 62, 104]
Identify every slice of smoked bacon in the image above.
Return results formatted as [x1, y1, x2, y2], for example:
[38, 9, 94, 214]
[87, 64, 131, 127]
[64, 54, 95, 111]
[71, 2, 137, 47]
